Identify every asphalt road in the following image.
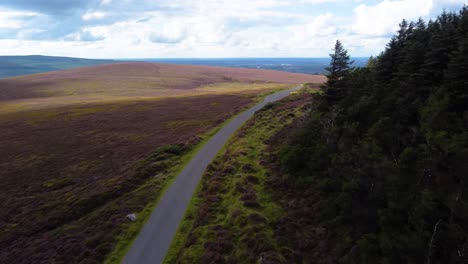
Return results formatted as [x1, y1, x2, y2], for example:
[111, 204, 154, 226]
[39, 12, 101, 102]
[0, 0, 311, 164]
[122, 85, 302, 264]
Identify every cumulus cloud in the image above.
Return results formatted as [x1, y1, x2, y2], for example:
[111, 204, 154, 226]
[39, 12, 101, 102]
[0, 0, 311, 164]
[65, 28, 105, 42]
[353, 0, 434, 36]
[82, 11, 107, 21]
[149, 21, 188, 44]
[0, 9, 40, 30]
[304, 13, 337, 36]
[0, 0, 466, 57]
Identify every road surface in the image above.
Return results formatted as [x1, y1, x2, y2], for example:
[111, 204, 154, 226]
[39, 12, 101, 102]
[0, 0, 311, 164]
[123, 85, 302, 264]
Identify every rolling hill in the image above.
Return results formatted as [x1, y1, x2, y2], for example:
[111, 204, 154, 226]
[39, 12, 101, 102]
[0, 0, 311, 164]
[0, 62, 325, 113]
[0, 55, 116, 78]
[0, 55, 368, 79]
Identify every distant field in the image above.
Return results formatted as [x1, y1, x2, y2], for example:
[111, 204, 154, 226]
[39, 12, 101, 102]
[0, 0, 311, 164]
[0, 62, 325, 113]
[0, 62, 324, 263]
[0, 55, 116, 78]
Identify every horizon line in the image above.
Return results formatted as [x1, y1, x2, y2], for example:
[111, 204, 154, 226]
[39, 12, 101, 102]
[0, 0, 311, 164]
[0, 54, 371, 60]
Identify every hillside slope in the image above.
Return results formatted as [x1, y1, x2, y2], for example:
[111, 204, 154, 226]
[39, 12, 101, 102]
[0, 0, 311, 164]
[0, 62, 325, 113]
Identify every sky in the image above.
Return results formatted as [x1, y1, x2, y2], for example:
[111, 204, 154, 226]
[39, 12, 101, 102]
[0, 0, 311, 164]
[0, 0, 466, 58]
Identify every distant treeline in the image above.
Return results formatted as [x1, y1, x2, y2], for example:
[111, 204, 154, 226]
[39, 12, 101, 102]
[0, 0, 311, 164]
[280, 6, 467, 263]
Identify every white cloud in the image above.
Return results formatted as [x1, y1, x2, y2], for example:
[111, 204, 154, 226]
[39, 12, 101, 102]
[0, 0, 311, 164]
[301, 0, 366, 3]
[65, 28, 105, 42]
[353, 0, 433, 36]
[305, 13, 337, 36]
[150, 20, 188, 44]
[82, 11, 107, 21]
[301, 0, 341, 3]
[441, 0, 467, 4]
[0, 9, 39, 29]
[202, 0, 290, 11]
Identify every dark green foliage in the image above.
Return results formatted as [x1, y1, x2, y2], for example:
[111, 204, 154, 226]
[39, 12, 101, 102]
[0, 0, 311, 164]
[281, 6, 468, 263]
[321, 40, 354, 105]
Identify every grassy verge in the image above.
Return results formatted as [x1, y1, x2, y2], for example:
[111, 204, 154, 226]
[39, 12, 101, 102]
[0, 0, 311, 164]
[103, 86, 297, 264]
[164, 87, 316, 263]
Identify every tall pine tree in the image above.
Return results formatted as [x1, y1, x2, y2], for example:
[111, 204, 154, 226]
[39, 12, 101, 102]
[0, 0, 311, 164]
[322, 40, 353, 104]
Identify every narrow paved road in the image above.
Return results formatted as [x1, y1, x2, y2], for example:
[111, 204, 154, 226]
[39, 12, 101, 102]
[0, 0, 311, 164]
[123, 85, 302, 264]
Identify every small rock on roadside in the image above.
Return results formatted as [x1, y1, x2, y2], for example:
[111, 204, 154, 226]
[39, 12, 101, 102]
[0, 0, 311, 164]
[126, 213, 137, 222]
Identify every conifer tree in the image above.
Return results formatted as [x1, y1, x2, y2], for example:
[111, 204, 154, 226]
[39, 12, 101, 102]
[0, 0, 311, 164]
[322, 40, 353, 104]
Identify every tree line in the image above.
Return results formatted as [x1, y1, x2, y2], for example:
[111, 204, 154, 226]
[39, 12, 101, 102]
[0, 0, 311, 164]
[280, 6, 468, 263]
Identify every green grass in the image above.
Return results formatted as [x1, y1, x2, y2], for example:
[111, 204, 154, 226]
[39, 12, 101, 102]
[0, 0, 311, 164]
[164, 87, 315, 263]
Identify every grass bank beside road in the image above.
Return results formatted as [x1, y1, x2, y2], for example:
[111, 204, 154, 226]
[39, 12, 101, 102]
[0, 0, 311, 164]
[164, 85, 318, 263]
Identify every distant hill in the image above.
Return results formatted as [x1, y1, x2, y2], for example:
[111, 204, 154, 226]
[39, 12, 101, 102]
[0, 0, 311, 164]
[0, 62, 325, 112]
[0, 56, 367, 78]
[0, 55, 116, 78]
[133, 57, 370, 75]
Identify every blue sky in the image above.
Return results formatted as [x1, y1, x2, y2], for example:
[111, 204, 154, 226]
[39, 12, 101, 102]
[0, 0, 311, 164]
[0, 0, 466, 58]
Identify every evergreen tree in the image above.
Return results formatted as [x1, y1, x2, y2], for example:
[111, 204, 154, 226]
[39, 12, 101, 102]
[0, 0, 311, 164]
[322, 40, 353, 104]
[367, 55, 377, 69]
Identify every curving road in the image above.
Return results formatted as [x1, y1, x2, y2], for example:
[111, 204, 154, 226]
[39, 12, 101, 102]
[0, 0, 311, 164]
[122, 85, 302, 264]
